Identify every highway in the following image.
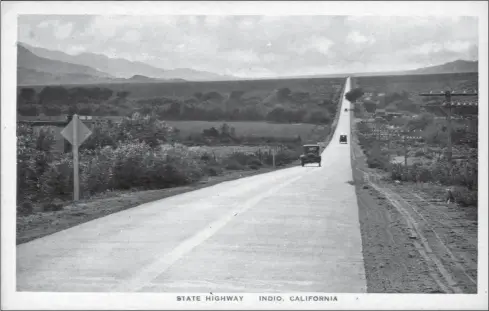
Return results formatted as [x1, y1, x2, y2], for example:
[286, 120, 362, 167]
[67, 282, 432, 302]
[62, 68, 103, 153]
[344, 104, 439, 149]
[17, 77, 367, 293]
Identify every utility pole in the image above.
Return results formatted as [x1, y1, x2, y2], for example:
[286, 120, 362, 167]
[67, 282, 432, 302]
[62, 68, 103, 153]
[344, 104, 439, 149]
[419, 89, 478, 177]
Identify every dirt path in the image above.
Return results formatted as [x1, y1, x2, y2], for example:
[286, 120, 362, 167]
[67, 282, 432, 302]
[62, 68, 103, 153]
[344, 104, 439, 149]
[350, 119, 477, 293]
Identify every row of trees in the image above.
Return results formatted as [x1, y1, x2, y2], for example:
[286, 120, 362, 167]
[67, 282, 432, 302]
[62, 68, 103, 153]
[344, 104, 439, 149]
[18, 86, 127, 105]
[18, 85, 339, 125]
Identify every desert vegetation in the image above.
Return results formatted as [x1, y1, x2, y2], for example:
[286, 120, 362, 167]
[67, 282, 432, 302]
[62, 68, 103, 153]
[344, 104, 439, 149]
[353, 73, 478, 208]
[17, 110, 337, 214]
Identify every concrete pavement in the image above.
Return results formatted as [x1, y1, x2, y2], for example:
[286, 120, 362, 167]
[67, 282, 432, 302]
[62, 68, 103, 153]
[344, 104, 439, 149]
[17, 77, 367, 293]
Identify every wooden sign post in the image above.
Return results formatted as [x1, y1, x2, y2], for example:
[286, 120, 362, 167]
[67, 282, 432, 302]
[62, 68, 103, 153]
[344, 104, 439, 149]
[61, 114, 92, 202]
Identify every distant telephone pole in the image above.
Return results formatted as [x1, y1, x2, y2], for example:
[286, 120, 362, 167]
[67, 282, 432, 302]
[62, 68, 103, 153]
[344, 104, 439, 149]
[419, 89, 478, 176]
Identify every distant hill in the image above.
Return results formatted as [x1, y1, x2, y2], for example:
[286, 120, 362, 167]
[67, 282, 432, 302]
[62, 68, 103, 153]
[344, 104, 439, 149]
[19, 43, 236, 82]
[127, 74, 159, 82]
[17, 45, 115, 85]
[409, 60, 478, 75]
[278, 60, 478, 79]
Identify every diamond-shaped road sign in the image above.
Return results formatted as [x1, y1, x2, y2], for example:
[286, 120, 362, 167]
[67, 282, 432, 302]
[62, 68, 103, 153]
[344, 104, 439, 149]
[61, 117, 92, 146]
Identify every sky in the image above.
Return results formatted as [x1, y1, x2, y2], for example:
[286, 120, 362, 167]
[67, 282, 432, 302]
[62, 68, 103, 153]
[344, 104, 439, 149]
[18, 15, 479, 78]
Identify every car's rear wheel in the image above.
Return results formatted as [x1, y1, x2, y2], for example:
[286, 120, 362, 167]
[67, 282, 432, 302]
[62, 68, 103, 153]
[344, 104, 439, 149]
[319, 162, 321, 167]
[301, 162, 304, 167]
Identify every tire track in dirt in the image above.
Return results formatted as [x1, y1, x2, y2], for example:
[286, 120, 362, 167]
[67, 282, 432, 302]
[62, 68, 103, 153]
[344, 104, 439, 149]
[373, 186, 477, 293]
[351, 139, 444, 293]
[399, 191, 477, 284]
[368, 184, 462, 293]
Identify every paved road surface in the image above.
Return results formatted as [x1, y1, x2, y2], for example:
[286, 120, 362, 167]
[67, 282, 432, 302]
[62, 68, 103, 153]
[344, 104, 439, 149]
[17, 77, 367, 293]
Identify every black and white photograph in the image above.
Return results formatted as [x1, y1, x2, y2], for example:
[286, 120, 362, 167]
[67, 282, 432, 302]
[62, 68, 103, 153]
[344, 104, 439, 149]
[1, 1, 487, 309]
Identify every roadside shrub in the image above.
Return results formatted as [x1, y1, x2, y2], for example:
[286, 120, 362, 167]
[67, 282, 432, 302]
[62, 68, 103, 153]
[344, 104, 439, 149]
[205, 166, 222, 176]
[17, 124, 57, 199]
[18, 202, 33, 215]
[111, 142, 152, 189]
[81, 147, 115, 194]
[249, 164, 260, 170]
[414, 150, 425, 157]
[225, 161, 244, 170]
[367, 157, 385, 169]
[416, 166, 432, 183]
[274, 149, 300, 166]
[247, 158, 263, 167]
[39, 156, 74, 197]
[452, 186, 478, 207]
[226, 152, 255, 166]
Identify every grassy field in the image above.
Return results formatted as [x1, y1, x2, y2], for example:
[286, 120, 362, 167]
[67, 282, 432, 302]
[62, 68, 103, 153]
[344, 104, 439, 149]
[166, 120, 322, 139]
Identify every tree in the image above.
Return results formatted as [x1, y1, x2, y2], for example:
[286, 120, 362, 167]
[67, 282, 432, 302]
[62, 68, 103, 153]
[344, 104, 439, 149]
[407, 113, 434, 131]
[220, 123, 230, 136]
[276, 88, 292, 101]
[39, 86, 70, 105]
[345, 88, 364, 102]
[18, 104, 39, 116]
[202, 127, 220, 137]
[116, 91, 130, 99]
[19, 88, 36, 102]
[363, 99, 377, 113]
[42, 105, 62, 116]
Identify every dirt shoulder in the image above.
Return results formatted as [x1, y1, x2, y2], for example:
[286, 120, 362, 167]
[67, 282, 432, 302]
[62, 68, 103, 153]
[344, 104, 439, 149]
[350, 119, 477, 293]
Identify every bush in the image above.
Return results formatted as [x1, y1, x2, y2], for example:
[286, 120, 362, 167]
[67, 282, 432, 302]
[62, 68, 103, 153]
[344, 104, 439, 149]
[81, 147, 115, 194]
[452, 186, 478, 207]
[226, 152, 255, 166]
[247, 157, 263, 167]
[18, 202, 33, 215]
[39, 156, 74, 197]
[224, 159, 245, 170]
[414, 150, 425, 157]
[249, 164, 260, 170]
[206, 166, 222, 176]
[367, 157, 385, 169]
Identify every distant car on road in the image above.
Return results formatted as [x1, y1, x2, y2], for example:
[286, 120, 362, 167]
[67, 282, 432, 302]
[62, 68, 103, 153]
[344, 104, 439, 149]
[339, 134, 348, 144]
[344, 108, 348, 112]
[300, 144, 321, 167]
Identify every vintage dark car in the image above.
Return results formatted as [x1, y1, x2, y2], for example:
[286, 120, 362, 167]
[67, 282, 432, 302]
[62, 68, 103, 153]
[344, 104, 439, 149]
[300, 144, 321, 167]
[339, 134, 348, 144]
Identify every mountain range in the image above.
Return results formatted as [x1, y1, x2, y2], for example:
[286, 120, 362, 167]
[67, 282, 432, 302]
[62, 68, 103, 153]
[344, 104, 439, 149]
[17, 43, 236, 85]
[17, 42, 478, 86]
[409, 60, 478, 75]
[276, 60, 478, 80]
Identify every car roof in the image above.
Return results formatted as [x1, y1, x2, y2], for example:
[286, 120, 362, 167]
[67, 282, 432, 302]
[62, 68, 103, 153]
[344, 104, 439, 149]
[303, 144, 320, 147]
